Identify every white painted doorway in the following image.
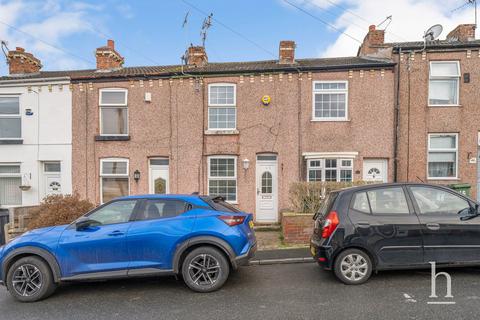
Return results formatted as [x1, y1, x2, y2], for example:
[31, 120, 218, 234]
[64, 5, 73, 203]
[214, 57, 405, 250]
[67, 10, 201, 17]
[149, 158, 169, 194]
[255, 154, 278, 223]
[363, 159, 388, 182]
[42, 162, 62, 199]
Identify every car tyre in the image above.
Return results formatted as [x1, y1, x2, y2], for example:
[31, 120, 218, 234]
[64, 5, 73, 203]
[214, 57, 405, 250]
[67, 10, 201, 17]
[182, 246, 230, 293]
[6, 256, 57, 302]
[334, 249, 372, 285]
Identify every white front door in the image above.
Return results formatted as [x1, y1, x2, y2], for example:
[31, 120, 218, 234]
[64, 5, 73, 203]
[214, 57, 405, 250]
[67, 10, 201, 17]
[42, 162, 62, 199]
[255, 155, 278, 222]
[149, 158, 169, 194]
[363, 159, 388, 182]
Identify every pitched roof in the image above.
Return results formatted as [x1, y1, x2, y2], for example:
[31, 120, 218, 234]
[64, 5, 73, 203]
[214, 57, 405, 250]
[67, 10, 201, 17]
[387, 39, 480, 51]
[0, 56, 394, 82]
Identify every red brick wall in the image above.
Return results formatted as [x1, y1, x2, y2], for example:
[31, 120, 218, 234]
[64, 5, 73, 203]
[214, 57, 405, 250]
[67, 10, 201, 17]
[281, 213, 314, 244]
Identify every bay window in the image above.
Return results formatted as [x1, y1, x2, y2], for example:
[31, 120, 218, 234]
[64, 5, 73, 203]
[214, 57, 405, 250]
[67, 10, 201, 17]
[428, 134, 458, 179]
[99, 89, 128, 135]
[208, 156, 237, 202]
[100, 158, 129, 203]
[428, 61, 460, 106]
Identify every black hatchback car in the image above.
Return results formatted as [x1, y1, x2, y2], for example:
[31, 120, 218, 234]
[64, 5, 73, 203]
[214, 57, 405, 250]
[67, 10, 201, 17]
[310, 183, 480, 284]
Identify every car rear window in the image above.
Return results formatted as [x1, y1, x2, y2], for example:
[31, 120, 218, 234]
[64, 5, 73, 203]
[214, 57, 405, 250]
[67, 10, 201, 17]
[204, 197, 241, 213]
[314, 192, 338, 220]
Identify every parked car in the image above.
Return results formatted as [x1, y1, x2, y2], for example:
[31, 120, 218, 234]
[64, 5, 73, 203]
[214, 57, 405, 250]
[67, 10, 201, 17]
[310, 183, 480, 284]
[0, 195, 256, 302]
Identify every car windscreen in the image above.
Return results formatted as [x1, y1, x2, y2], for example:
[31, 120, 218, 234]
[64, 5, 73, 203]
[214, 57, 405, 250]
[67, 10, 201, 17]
[204, 197, 241, 213]
[313, 192, 338, 220]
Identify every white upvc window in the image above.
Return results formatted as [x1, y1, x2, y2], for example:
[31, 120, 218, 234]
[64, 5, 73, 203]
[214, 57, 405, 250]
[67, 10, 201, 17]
[312, 81, 348, 121]
[99, 89, 128, 136]
[0, 164, 22, 206]
[0, 96, 21, 140]
[428, 61, 460, 106]
[208, 156, 237, 202]
[307, 158, 353, 182]
[208, 83, 236, 130]
[100, 158, 129, 203]
[427, 133, 458, 179]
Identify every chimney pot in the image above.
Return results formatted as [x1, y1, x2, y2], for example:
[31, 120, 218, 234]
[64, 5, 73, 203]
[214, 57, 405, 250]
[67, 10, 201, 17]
[369, 25, 376, 32]
[186, 46, 208, 67]
[279, 40, 296, 64]
[95, 39, 124, 71]
[7, 47, 42, 75]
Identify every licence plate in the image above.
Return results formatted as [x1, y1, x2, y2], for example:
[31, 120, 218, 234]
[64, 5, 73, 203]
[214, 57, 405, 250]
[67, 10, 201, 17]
[249, 220, 254, 229]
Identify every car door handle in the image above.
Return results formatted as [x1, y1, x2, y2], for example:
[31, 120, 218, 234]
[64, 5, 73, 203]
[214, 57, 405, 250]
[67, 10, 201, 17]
[426, 223, 440, 231]
[108, 230, 124, 236]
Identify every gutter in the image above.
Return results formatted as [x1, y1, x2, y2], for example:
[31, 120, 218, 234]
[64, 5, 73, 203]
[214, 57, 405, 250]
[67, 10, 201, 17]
[0, 77, 70, 86]
[392, 43, 480, 52]
[393, 48, 401, 182]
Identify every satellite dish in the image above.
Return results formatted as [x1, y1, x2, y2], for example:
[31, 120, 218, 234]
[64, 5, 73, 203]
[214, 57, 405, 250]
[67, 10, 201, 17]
[424, 24, 443, 41]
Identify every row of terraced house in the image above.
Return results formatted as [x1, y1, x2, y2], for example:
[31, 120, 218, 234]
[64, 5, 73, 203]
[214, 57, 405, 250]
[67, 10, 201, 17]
[1, 23, 480, 223]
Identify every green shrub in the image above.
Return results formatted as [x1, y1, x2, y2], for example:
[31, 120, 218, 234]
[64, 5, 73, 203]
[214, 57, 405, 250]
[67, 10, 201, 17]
[27, 194, 95, 230]
[288, 181, 370, 213]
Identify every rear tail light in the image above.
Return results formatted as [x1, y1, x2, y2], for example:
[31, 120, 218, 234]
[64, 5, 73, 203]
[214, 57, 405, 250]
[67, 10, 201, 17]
[218, 215, 246, 226]
[321, 211, 339, 239]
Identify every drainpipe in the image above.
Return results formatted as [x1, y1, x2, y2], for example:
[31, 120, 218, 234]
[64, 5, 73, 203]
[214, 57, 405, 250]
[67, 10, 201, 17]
[393, 48, 401, 182]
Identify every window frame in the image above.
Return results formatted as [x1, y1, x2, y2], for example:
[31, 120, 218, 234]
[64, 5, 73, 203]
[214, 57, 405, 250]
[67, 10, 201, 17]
[427, 133, 458, 180]
[99, 158, 130, 204]
[428, 61, 461, 107]
[312, 80, 349, 121]
[0, 95, 21, 140]
[207, 83, 237, 130]
[99, 88, 129, 136]
[350, 186, 412, 216]
[133, 198, 188, 221]
[407, 185, 472, 217]
[83, 199, 138, 226]
[207, 155, 238, 203]
[0, 163, 22, 206]
[307, 158, 353, 182]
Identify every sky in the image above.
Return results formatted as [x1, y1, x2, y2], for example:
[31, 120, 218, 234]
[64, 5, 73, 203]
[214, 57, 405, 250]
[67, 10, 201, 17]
[0, 0, 476, 74]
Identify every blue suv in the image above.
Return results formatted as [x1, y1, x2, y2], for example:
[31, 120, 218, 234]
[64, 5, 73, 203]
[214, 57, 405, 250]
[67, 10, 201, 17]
[0, 195, 256, 302]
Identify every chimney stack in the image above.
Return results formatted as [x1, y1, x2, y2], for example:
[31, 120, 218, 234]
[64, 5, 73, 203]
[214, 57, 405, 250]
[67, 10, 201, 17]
[7, 47, 42, 75]
[186, 46, 208, 67]
[278, 40, 296, 64]
[358, 25, 386, 56]
[95, 39, 124, 71]
[447, 24, 476, 42]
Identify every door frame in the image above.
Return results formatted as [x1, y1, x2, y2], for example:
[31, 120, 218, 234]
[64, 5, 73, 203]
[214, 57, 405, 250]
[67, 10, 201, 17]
[148, 158, 170, 194]
[255, 154, 278, 223]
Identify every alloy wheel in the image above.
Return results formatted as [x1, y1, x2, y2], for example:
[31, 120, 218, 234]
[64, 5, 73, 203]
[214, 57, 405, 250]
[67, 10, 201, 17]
[11, 264, 43, 297]
[188, 254, 221, 286]
[340, 254, 368, 281]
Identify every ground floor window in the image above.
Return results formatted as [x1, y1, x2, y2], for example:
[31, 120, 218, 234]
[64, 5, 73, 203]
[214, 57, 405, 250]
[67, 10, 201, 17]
[208, 156, 237, 202]
[427, 133, 458, 179]
[307, 158, 353, 182]
[0, 164, 21, 205]
[100, 158, 129, 203]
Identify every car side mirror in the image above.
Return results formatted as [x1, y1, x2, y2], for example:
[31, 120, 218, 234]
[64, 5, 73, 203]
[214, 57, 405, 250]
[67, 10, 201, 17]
[75, 217, 95, 231]
[460, 206, 479, 221]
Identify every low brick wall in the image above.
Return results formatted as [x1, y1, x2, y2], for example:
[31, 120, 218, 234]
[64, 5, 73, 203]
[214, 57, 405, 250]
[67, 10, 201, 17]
[281, 212, 314, 245]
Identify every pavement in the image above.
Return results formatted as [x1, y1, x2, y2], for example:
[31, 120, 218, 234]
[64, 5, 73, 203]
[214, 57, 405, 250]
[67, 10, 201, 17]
[1, 251, 480, 320]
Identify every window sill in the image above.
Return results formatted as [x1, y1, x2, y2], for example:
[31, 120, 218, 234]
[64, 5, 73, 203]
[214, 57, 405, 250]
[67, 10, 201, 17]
[428, 105, 462, 108]
[427, 177, 460, 181]
[311, 119, 350, 122]
[95, 135, 130, 141]
[0, 139, 23, 145]
[204, 129, 239, 135]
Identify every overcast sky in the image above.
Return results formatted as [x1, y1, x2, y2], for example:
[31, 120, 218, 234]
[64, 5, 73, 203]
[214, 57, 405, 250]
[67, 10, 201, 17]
[0, 0, 476, 74]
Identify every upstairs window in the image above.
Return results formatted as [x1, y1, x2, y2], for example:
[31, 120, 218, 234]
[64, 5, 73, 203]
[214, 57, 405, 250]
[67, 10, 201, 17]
[208, 84, 236, 130]
[312, 81, 348, 121]
[428, 133, 458, 179]
[0, 96, 21, 139]
[307, 158, 353, 182]
[99, 89, 128, 135]
[429, 61, 460, 106]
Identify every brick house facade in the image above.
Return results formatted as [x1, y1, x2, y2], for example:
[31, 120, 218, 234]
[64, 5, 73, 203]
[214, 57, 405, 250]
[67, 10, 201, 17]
[68, 41, 395, 222]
